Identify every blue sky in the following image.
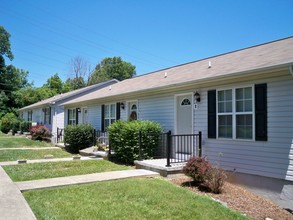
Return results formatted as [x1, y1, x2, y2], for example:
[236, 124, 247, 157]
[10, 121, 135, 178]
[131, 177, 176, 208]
[1, 0, 293, 87]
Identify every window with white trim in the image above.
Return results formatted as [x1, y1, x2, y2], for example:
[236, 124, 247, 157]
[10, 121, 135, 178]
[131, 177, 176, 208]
[44, 107, 51, 125]
[68, 109, 76, 125]
[104, 104, 116, 129]
[217, 86, 253, 140]
[28, 111, 32, 121]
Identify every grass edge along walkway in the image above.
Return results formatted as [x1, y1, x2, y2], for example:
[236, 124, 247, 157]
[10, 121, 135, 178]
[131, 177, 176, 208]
[23, 178, 248, 220]
[4, 159, 131, 181]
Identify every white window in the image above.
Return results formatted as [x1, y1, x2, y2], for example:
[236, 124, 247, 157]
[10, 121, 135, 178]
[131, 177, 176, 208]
[44, 107, 51, 125]
[104, 104, 116, 129]
[217, 86, 253, 140]
[28, 111, 32, 121]
[181, 98, 191, 106]
[68, 109, 77, 125]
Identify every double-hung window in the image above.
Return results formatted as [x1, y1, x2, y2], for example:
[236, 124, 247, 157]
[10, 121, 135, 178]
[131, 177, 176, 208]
[68, 109, 77, 125]
[217, 86, 253, 140]
[27, 111, 32, 121]
[44, 107, 51, 125]
[104, 104, 116, 129]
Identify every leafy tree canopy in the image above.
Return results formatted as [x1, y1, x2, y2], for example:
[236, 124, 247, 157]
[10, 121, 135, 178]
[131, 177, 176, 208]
[89, 56, 136, 85]
[0, 25, 14, 66]
[43, 73, 64, 94]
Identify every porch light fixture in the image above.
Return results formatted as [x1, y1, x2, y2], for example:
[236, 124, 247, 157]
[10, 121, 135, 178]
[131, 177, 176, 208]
[194, 91, 200, 102]
[120, 102, 125, 110]
[77, 108, 81, 113]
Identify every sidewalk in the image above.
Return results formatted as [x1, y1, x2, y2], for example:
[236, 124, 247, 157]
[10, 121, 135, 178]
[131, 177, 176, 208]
[0, 166, 36, 220]
[0, 166, 159, 220]
[16, 169, 159, 191]
[0, 156, 101, 166]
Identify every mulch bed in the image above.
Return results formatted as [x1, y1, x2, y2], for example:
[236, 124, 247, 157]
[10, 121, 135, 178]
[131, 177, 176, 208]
[169, 176, 293, 220]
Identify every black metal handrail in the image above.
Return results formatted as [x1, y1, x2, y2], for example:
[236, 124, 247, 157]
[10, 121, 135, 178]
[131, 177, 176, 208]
[56, 127, 64, 143]
[138, 130, 202, 167]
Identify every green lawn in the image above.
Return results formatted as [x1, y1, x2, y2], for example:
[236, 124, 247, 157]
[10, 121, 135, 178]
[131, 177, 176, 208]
[0, 134, 52, 148]
[0, 149, 73, 162]
[4, 159, 131, 181]
[24, 178, 248, 220]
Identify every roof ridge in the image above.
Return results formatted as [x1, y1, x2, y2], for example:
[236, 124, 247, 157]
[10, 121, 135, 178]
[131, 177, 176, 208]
[129, 36, 293, 80]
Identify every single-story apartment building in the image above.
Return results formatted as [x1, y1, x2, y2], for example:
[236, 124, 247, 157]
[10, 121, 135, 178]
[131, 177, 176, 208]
[19, 79, 118, 142]
[61, 37, 293, 208]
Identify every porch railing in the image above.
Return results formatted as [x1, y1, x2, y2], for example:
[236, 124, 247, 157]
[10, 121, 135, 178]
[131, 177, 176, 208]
[56, 127, 64, 143]
[138, 131, 202, 167]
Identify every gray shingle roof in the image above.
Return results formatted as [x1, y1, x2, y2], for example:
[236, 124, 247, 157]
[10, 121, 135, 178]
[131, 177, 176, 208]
[19, 79, 119, 111]
[63, 37, 293, 106]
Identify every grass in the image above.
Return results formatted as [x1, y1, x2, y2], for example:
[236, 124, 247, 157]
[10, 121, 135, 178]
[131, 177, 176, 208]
[23, 178, 248, 220]
[4, 159, 131, 181]
[0, 149, 73, 162]
[0, 134, 52, 148]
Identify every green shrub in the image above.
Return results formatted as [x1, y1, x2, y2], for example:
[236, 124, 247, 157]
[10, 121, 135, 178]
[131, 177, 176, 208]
[0, 113, 19, 133]
[108, 120, 163, 164]
[183, 156, 227, 194]
[204, 166, 227, 194]
[20, 121, 31, 132]
[183, 156, 212, 183]
[64, 124, 94, 153]
[30, 125, 52, 142]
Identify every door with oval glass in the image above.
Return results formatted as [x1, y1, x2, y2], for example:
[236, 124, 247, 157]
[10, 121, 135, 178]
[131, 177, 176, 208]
[128, 101, 138, 120]
[82, 108, 88, 124]
[176, 94, 193, 154]
[176, 95, 192, 134]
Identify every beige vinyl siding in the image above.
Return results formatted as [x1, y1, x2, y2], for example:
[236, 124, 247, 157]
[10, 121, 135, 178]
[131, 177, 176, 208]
[196, 75, 293, 181]
[138, 94, 175, 132]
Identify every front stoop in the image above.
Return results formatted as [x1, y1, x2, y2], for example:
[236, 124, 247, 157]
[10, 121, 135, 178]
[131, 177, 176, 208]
[134, 159, 185, 177]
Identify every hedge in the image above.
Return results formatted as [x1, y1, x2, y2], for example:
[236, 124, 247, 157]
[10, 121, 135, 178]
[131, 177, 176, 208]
[64, 124, 94, 153]
[108, 120, 163, 164]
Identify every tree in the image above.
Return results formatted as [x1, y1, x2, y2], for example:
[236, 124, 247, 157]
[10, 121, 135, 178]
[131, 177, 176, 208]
[67, 56, 91, 89]
[43, 73, 64, 94]
[0, 26, 14, 71]
[14, 86, 57, 108]
[89, 56, 136, 85]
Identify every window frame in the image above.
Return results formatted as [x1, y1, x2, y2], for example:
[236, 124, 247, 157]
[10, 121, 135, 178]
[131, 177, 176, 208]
[104, 103, 116, 129]
[216, 85, 255, 141]
[68, 108, 77, 125]
[28, 110, 33, 121]
[44, 107, 51, 125]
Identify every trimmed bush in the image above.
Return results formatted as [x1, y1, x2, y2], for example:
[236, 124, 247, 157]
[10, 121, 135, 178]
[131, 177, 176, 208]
[30, 125, 52, 142]
[183, 156, 212, 183]
[108, 120, 163, 164]
[64, 124, 94, 153]
[204, 166, 227, 194]
[0, 113, 19, 133]
[20, 121, 31, 132]
[183, 156, 227, 194]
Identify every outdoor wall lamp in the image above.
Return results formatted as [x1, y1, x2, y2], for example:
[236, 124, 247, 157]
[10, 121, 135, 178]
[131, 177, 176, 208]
[194, 91, 201, 102]
[76, 108, 81, 113]
[120, 102, 125, 110]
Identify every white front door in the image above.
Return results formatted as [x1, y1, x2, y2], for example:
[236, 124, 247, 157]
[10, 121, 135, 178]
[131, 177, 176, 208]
[176, 94, 192, 135]
[82, 108, 88, 124]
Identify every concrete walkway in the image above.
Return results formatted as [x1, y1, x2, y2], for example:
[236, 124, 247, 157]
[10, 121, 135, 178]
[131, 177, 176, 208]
[16, 169, 159, 191]
[0, 166, 36, 220]
[0, 156, 101, 166]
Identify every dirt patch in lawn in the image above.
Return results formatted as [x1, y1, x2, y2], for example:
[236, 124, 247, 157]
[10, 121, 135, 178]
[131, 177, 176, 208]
[169, 176, 293, 220]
